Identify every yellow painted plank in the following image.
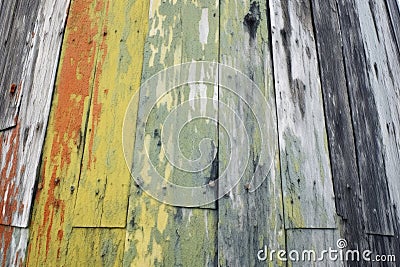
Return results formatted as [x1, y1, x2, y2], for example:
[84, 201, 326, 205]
[67, 228, 125, 267]
[72, 0, 150, 227]
[27, 0, 149, 265]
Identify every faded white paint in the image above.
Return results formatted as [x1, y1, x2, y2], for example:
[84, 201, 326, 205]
[270, 0, 337, 228]
[199, 8, 209, 49]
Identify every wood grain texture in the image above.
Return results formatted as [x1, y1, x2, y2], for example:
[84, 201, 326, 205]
[312, 0, 400, 264]
[311, 0, 368, 258]
[0, 0, 69, 264]
[354, 0, 400, 262]
[217, 1, 285, 266]
[27, 0, 151, 265]
[71, 0, 143, 227]
[0, 0, 69, 227]
[66, 228, 125, 266]
[385, 0, 400, 53]
[335, 0, 394, 236]
[0, 0, 39, 130]
[270, 0, 336, 229]
[0, 0, 397, 265]
[355, 0, 400, 229]
[70, 0, 152, 228]
[124, 0, 219, 265]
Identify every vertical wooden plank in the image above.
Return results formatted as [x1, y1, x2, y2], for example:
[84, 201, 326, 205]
[0, 0, 39, 130]
[0, 0, 70, 227]
[0, 0, 69, 264]
[72, 0, 145, 227]
[367, 233, 399, 267]
[312, 0, 400, 262]
[311, 0, 368, 260]
[354, 0, 400, 229]
[217, 1, 285, 266]
[123, 0, 219, 265]
[6, 0, 71, 227]
[28, 0, 151, 264]
[270, 0, 336, 228]
[353, 0, 400, 260]
[335, 0, 394, 236]
[385, 0, 400, 53]
[26, 0, 109, 265]
[67, 228, 125, 266]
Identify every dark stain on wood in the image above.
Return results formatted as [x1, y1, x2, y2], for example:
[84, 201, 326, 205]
[292, 78, 306, 118]
[243, 1, 261, 40]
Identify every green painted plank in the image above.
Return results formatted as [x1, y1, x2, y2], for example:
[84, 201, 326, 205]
[123, 0, 219, 265]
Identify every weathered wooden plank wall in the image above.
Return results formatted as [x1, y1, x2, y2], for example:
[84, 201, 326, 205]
[0, 0, 399, 266]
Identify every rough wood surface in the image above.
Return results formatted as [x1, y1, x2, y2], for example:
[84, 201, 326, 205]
[124, 0, 219, 265]
[0, 0, 70, 265]
[355, 0, 400, 229]
[0, 0, 39, 130]
[1, 0, 399, 265]
[27, 0, 149, 265]
[270, 0, 337, 229]
[312, 0, 400, 264]
[0, 0, 69, 227]
[67, 228, 125, 266]
[286, 229, 341, 267]
[217, 1, 284, 266]
[311, 0, 368, 260]
[336, 0, 394, 236]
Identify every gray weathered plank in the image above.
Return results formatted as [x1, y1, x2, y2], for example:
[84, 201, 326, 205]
[312, 0, 400, 262]
[336, 0, 395, 236]
[286, 229, 342, 267]
[0, 0, 70, 227]
[311, 0, 369, 262]
[367, 234, 399, 267]
[354, 0, 400, 231]
[0, 0, 40, 130]
[270, 0, 336, 229]
[217, 1, 285, 266]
